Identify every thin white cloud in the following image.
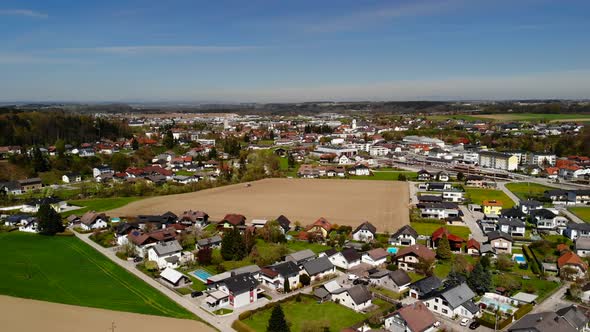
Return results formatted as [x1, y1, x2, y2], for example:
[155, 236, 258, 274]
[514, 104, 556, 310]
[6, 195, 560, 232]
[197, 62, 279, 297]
[301, 0, 463, 32]
[61, 45, 263, 55]
[0, 9, 48, 18]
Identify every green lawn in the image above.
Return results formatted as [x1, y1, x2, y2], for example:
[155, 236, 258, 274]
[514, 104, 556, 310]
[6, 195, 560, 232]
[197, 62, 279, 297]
[241, 296, 367, 332]
[569, 207, 590, 223]
[64, 197, 144, 216]
[0, 232, 195, 319]
[465, 188, 515, 209]
[434, 260, 452, 279]
[505, 182, 556, 201]
[492, 273, 559, 301]
[174, 170, 195, 176]
[350, 171, 417, 181]
[286, 241, 331, 254]
[410, 222, 471, 239]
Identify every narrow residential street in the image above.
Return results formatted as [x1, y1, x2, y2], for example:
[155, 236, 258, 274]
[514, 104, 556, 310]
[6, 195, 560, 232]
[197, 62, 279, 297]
[496, 182, 520, 205]
[459, 205, 486, 243]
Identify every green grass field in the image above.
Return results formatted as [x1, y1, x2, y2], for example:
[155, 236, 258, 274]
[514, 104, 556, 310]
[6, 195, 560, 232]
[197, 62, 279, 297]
[64, 197, 144, 216]
[242, 296, 367, 331]
[350, 170, 417, 181]
[569, 207, 590, 223]
[410, 222, 471, 239]
[0, 232, 195, 319]
[505, 182, 556, 201]
[465, 188, 515, 208]
[286, 240, 331, 254]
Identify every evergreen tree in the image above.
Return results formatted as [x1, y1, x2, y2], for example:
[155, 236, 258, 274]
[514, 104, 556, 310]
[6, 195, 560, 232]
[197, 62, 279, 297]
[436, 234, 453, 260]
[467, 261, 492, 294]
[163, 130, 175, 149]
[36, 203, 65, 235]
[208, 147, 218, 160]
[132, 138, 139, 150]
[283, 279, 291, 293]
[55, 139, 66, 157]
[32, 146, 50, 172]
[456, 171, 465, 181]
[287, 154, 295, 169]
[220, 228, 246, 261]
[267, 304, 290, 332]
[480, 254, 491, 269]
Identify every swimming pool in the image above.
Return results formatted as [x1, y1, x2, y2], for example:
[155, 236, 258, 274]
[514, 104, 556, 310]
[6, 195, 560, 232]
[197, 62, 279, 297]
[387, 247, 398, 254]
[192, 269, 212, 282]
[479, 296, 516, 313]
[512, 254, 526, 264]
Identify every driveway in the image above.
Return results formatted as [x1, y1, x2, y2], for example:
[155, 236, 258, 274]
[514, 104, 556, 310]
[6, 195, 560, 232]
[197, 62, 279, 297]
[460, 205, 486, 243]
[497, 182, 520, 205]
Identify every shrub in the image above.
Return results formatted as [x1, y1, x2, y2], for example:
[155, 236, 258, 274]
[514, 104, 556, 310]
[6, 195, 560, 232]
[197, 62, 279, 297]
[523, 245, 540, 274]
[239, 310, 253, 320]
[231, 320, 256, 332]
[514, 304, 534, 320]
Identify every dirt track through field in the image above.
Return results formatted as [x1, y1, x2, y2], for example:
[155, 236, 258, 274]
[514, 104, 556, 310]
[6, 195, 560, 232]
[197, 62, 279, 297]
[0, 295, 215, 332]
[109, 178, 410, 232]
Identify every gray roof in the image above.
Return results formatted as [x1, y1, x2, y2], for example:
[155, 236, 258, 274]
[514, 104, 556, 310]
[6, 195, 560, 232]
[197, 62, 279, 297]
[576, 237, 590, 251]
[487, 230, 513, 242]
[410, 276, 442, 295]
[498, 218, 525, 227]
[509, 312, 576, 332]
[568, 222, 590, 231]
[391, 225, 418, 239]
[346, 285, 372, 305]
[302, 256, 334, 276]
[389, 269, 411, 286]
[314, 287, 330, 299]
[197, 235, 221, 247]
[152, 240, 182, 256]
[286, 249, 316, 263]
[428, 283, 476, 310]
[556, 305, 590, 329]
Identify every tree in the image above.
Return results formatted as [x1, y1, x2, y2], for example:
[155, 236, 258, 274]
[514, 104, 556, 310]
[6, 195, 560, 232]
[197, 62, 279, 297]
[208, 147, 218, 160]
[111, 152, 130, 172]
[55, 139, 66, 157]
[163, 130, 175, 149]
[283, 279, 291, 293]
[36, 203, 64, 235]
[132, 138, 139, 150]
[496, 254, 514, 271]
[197, 247, 213, 265]
[415, 257, 435, 276]
[467, 261, 491, 294]
[243, 229, 256, 255]
[220, 228, 246, 261]
[445, 270, 467, 287]
[451, 255, 470, 275]
[436, 234, 453, 260]
[456, 171, 465, 181]
[397, 173, 407, 181]
[32, 146, 50, 172]
[480, 255, 491, 269]
[267, 304, 290, 332]
[299, 273, 311, 286]
[287, 154, 295, 169]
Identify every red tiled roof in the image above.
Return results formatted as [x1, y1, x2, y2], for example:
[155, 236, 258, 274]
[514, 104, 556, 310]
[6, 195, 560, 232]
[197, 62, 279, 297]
[558, 251, 588, 270]
[386, 301, 436, 332]
[395, 244, 436, 261]
[431, 227, 465, 243]
[467, 238, 480, 250]
[222, 214, 246, 226]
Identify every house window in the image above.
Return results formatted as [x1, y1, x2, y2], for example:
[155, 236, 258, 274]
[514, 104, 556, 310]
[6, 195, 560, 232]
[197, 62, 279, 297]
[434, 305, 438, 311]
[442, 309, 448, 314]
[435, 298, 439, 303]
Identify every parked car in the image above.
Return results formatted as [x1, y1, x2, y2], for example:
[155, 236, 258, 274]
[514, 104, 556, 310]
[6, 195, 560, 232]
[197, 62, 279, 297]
[133, 256, 142, 263]
[469, 321, 480, 330]
[191, 291, 203, 298]
[353, 278, 369, 285]
[347, 274, 359, 280]
[433, 321, 441, 327]
[460, 318, 469, 327]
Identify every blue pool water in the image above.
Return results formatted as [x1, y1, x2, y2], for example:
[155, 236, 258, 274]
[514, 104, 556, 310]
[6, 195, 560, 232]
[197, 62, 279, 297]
[387, 247, 398, 254]
[480, 297, 515, 313]
[513, 254, 526, 263]
[192, 269, 212, 282]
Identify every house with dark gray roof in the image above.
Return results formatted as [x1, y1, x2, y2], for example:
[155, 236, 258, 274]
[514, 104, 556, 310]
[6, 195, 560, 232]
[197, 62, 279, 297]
[409, 275, 443, 299]
[260, 261, 300, 291]
[508, 305, 590, 332]
[369, 269, 412, 293]
[302, 256, 336, 281]
[285, 249, 316, 265]
[498, 218, 526, 237]
[196, 235, 222, 249]
[352, 221, 377, 242]
[332, 285, 372, 312]
[389, 225, 418, 246]
[275, 215, 291, 233]
[320, 248, 361, 270]
[212, 273, 261, 309]
[422, 283, 480, 319]
[566, 222, 590, 240]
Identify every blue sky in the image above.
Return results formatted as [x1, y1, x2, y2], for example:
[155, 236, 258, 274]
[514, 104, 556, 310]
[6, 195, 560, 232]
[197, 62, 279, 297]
[1, 0, 589, 102]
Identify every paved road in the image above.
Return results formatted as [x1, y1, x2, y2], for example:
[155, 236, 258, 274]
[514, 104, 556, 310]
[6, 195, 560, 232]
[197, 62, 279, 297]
[558, 207, 585, 224]
[496, 182, 521, 205]
[460, 205, 486, 243]
[529, 284, 569, 314]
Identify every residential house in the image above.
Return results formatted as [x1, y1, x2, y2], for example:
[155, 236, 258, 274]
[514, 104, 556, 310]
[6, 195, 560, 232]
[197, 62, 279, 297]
[519, 200, 543, 215]
[576, 237, 590, 257]
[331, 285, 373, 312]
[423, 283, 480, 319]
[18, 218, 39, 233]
[498, 218, 526, 237]
[114, 223, 140, 246]
[22, 197, 67, 213]
[93, 166, 113, 178]
[260, 261, 301, 291]
[3, 214, 34, 227]
[394, 244, 436, 273]
[487, 231, 513, 254]
[352, 221, 377, 242]
[0, 181, 22, 195]
[136, 212, 177, 229]
[147, 240, 183, 269]
[180, 210, 209, 227]
[62, 173, 81, 183]
[482, 200, 503, 215]
[303, 217, 332, 241]
[128, 227, 178, 256]
[416, 202, 461, 220]
[313, 280, 342, 302]
[417, 170, 432, 181]
[442, 190, 465, 203]
[558, 251, 588, 280]
[196, 236, 222, 250]
[389, 225, 418, 246]
[436, 171, 450, 182]
[349, 164, 371, 176]
[426, 182, 453, 191]
[302, 256, 336, 281]
[79, 211, 109, 231]
[409, 276, 443, 299]
[285, 249, 316, 265]
[361, 248, 389, 267]
[465, 175, 486, 188]
[218, 214, 246, 230]
[565, 223, 590, 241]
[430, 227, 465, 252]
[369, 269, 412, 293]
[205, 273, 261, 309]
[509, 305, 590, 332]
[275, 215, 291, 234]
[321, 248, 362, 270]
[384, 301, 437, 332]
[18, 177, 42, 192]
[466, 238, 481, 255]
